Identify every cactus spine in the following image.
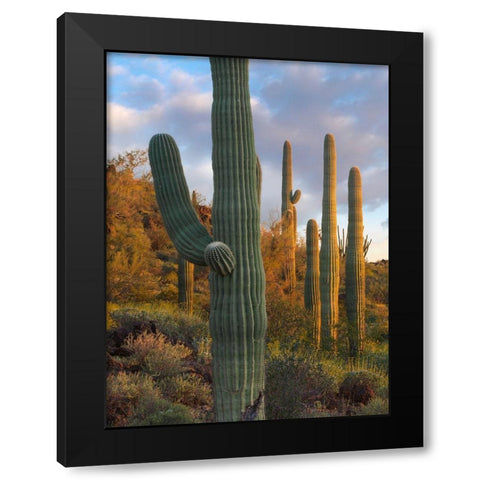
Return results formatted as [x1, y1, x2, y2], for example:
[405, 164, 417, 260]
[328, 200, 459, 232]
[304, 219, 321, 346]
[346, 167, 366, 357]
[281, 140, 301, 293]
[177, 255, 194, 315]
[148, 57, 266, 422]
[320, 133, 340, 351]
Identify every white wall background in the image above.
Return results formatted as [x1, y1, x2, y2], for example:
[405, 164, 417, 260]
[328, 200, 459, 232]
[1, 0, 478, 477]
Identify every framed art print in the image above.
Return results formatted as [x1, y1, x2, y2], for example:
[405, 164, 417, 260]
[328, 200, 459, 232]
[58, 13, 423, 467]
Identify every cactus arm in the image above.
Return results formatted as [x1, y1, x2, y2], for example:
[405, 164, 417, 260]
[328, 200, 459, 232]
[290, 189, 301, 204]
[149, 134, 211, 265]
[148, 133, 234, 275]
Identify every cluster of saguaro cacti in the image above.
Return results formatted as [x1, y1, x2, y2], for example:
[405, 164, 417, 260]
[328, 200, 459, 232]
[304, 219, 321, 345]
[149, 57, 266, 422]
[281, 140, 301, 293]
[345, 167, 366, 357]
[319, 133, 340, 351]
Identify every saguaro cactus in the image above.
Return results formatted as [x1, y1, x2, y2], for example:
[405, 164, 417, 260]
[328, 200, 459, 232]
[346, 166, 366, 357]
[320, 133, 340, 351]
[363, 235, 372, 258]
[304, 219, 321, 346]
[281, 140, 301, 293]
[338, 226, 372, 259]
[177, 191, 205, 315]
[148, 57, 266, 422]
[177, 255, 194, 315]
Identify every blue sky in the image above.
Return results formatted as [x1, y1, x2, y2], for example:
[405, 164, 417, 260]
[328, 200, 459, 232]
[107, 53, 388, 261]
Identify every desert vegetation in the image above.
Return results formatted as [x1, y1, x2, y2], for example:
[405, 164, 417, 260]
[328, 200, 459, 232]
[105, 57, 389, 427]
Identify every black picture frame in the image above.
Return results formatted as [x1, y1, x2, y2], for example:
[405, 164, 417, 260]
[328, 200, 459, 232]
[57, 12, 423, 467]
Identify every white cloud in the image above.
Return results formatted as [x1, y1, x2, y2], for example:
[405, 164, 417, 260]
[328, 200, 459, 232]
[107, 103, 142, 134]
[109, 64, 127, 76]
[169, 92, 211, 113]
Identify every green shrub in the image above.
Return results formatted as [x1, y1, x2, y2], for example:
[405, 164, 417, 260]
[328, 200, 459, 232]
[365, 304, 389, 344]
[266, 293, 311, 345]
[158, 373, 212, 408]
[265, 352, 338, 420]
[106, 371, 157, 427]
[355, 397, 389, 416]
[106, 302, 120, 330]
[110, 306, 209, 352]
[265, 354, 305, 419]
[106, 370, 196, 426]
[357, 351, 389, 375]
[129, 395, 195, 426]
[365, 261, 389, 304]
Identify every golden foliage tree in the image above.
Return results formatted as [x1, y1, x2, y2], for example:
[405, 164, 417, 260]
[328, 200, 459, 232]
[106, 150, 176, 302]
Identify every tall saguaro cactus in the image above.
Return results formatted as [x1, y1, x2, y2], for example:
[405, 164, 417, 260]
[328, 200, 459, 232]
[148, 57, 266, 422]
[304, 219, 321, 346]
[320, 133, 340, 351]
[281, 140, 301, 293]
[346, 166, 366, 357]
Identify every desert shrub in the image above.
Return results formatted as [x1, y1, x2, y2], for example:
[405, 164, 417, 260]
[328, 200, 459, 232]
[106, 371, 157, 427]
[157, 373, 212, 408]
[195, 337, 212, 366]
[343, 356, 389, 396]
[360, 350, 389, 373]
[302, 361, 339, 409]
[123, 331, 191, 377]
[365, 304, 389, 344]
[265, 352, 338, 420]
[265, 354, 306, 419]
[355, 397, 389, 416]
[106, 302, 121, 330]
[266, 293, 311, 344]
[106, 370, 197, 427]
[316, 357, 347, 385]
[339, 370, 380, 405]
[110, 306, 209, 352]
[365, 261, 389, 305]
[128, 396, 195, 426]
